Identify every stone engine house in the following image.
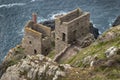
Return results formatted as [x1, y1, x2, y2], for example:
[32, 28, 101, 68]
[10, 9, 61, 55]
[22, 13, 51, 55]
[22, 8, 91, 55]
[55, 8, 90, 53]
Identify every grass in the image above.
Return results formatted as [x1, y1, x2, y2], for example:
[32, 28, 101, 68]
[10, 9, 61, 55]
[63, 26, 120, 67]
[45, 26, 120, 80]
[66, 37, 120, 67]
[47, 26, 120, 68]
[47, 50, 55, 59]
[59, 66, 120, 80]
[7, 59, 19, 67]
[3, 45, 26, 71]
[2, 26, 120, 80]
[60, 26, 120, 79]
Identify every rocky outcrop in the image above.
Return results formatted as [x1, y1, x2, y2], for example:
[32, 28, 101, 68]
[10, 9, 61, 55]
[0, 45, 26, 78]
[89, 23, 99, 39]
[40, 20, 55, 31]
[80, 33, 95, 48]
[83, 54, 98, 67]
[90, 47, 120, 69]
[0, 54, 71, 80]
[98, 25, 120, 42]
[105, 46, 118, 58]
[112, 16, 120, 26]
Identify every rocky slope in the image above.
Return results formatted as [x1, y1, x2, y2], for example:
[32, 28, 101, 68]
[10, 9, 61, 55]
[0, 19, 120, 80]
[112, 16, 120, 27]
[49, 25, 120, 79]
[0, 45, 26, 77]
[0, 54, 70, 80]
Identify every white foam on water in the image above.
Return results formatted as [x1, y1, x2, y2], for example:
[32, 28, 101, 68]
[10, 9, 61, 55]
[37, 16, 48, 22]
[30, 0, 43, 2]
[0, 3, 26, 8]
[48, 11, 67, 19]
[19, 28, 24, 36]
[17, 26, 25, 36]
[93, 24, 101, 34]
[99, 31, 102, 35]
[31, 0, 36, 2]
[108, 17, 114, 27]
[37, 11, 67, 23]
[109, 18, 116, 27]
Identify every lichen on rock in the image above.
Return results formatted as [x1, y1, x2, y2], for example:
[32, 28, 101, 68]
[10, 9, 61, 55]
[0, 54, 70, 80]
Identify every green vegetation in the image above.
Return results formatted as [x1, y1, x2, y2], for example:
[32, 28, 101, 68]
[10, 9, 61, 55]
[47, 50, 55, 59]
[2, 26, 120, 80]
[47, 26, 120, 80]
[63, 26, 120, 67]
[65, 37, 120, 67]
[7, 59, 19, 67]
[4, 45, 26, 70]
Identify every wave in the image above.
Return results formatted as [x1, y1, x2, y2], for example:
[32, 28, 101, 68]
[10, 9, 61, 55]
[48, 11, 67, 19]
[108, 18, 116, 27]
[37, 11, 67, 23]
[18, 28, 24, 36]
[30, 0, 43, 2]
[37, 17, 48, 23]
[31, 0, 36, 2]
[0, 3, 26, 8]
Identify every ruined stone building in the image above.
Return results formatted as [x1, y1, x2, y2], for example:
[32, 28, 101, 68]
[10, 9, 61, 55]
[55, 8, 90, 53]
[22, 8, 92, 55]
[22, 13, 51, 55]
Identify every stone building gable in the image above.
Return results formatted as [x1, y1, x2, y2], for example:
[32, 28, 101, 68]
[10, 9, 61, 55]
[22, 19, 51, 55]
[22, 27, 42, 55]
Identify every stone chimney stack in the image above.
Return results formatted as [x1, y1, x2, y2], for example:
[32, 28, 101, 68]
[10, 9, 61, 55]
[32, 13, 37, 23]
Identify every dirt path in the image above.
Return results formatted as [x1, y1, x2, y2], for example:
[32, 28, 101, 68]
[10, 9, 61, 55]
[57, 45, 81, 63]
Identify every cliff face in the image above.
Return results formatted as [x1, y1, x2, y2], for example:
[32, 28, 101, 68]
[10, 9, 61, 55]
[0, 45, 26, 78]
[112, 16, 120, 27]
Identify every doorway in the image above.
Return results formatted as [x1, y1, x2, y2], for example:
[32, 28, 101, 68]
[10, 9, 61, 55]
[72, 30, 77, 43]
[34, 49, 37, 54]
[62, 33, 66, 41]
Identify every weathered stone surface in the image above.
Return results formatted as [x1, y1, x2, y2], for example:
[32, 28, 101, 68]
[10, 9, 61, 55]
[83, 56, 93, 65]
[0, 62, 8, 78]
[59, 64, 71, 70]
[105, 46, 118, 58]
[41, 20, 99, 39]
[0, 54, 70, 80]
[90, 59, 105, 68]
[22, 21, 51, 55]
[104, 60, 116, 67]
[98, 26, 120, 42]
[83, 55, 98, 66]
[53, 71, 65, 80]
[112, 16, 120, 27]
[0, 45, 26, 78]
[0, 65, 21, 80]
[80, 33, 95, 48]
[40, 20, 55, 31]
[90, 47, 120, 68]
[89, 23, 99, 39]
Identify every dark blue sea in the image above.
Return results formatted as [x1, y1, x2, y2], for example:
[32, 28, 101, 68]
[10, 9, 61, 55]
[0, 0, 120, 62]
